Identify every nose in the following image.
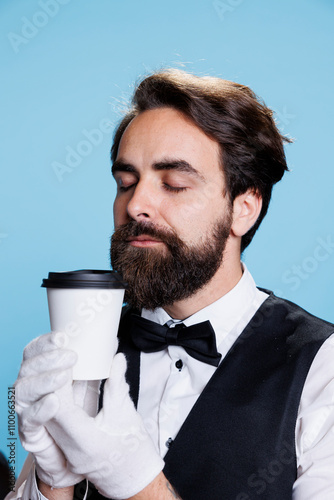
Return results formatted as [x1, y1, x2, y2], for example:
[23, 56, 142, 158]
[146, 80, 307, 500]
[126, 179, 158, 222]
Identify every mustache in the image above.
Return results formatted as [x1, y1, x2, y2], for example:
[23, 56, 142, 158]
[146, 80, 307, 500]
[111, 220, 184, 250]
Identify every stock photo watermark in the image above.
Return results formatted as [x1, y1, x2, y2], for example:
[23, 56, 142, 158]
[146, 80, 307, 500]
[51, 118, 113, 182]
[275, 106, 296, 133]
[281, 235, 334, 291]
[7, 0, 71, 54]
[7, 386, 17, 492]
[213, 0, 245, 21]
[236, 440, 295, 499]
[51, 288, 119, 348]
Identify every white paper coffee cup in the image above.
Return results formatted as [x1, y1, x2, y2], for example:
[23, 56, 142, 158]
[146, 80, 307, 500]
[42, 270, 127, 380]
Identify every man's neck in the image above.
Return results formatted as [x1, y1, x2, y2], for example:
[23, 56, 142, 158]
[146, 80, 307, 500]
[163, 256, 243, 320]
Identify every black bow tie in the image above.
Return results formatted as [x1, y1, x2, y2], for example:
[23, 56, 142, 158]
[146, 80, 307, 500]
[130, 314, 221, 367]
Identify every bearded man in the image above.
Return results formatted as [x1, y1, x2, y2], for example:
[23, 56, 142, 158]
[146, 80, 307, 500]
[11, 70, 334, 500]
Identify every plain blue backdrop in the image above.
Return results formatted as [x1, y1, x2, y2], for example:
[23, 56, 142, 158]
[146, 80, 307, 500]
[1, 0, 334, 476]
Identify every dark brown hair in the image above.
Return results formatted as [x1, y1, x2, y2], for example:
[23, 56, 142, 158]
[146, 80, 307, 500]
[111, 69, 291, 252]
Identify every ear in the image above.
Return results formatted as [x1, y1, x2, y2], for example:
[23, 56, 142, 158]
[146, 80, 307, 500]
[231, 189, 262, 237]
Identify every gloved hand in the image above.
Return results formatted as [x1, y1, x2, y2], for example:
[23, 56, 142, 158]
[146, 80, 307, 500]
[15, 333, 99, 489]
[46, 353, 165, 500]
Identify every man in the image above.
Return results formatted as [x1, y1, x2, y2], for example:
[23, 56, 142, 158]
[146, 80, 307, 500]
[12, 69, 334, 499]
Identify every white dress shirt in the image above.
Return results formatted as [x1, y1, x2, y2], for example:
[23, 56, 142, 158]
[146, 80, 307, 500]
[9, 265, 334, 500]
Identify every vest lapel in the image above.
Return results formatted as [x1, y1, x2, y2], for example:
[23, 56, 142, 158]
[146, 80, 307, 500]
[117, 305, 141, 407]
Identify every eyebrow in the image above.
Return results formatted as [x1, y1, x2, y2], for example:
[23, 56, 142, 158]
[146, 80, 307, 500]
[112, 158, 206, 182]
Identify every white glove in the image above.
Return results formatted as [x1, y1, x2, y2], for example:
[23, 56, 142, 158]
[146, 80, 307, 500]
[46, 352, 165, 500]
[15, 333, 99, 489]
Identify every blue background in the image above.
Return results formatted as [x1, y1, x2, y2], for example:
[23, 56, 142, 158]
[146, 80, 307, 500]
[1, 0, 333, 476]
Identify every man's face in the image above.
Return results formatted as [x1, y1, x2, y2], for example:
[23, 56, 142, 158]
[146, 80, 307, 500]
[110, 107, 233, 310]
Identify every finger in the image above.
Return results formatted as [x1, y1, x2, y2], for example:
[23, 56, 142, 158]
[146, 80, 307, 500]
[15, 367, 73, 407]
[22, 333, 59, 361]
[19, 423, 55, 453]
[18, 349, 77, 379]
[17, 394, 60, 453]
[102, 353, 130, 411]
[110, 352, 128, 378]
[17, 392, 60, 425]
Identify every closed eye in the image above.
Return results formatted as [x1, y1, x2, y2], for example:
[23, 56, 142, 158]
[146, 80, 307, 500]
[163, 183, 188, 193]
[114, 171, 138, 193]
[118, 182, 137, 192]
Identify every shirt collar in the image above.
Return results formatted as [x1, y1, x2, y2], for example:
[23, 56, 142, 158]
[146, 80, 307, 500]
[141, 263, 261, 348]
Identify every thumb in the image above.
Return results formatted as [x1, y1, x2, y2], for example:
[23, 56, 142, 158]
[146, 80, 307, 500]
[101, 353, 131, 413]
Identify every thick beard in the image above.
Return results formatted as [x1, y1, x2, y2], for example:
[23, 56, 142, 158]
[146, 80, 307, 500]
[110, 215, 232, 311]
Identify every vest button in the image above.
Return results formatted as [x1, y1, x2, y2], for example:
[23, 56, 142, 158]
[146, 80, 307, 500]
[175, 359, 183, 371]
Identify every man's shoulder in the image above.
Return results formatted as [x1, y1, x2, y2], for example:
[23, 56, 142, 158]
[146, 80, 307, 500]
[255, 289, 334, 347]
[259, 289, 334, 325]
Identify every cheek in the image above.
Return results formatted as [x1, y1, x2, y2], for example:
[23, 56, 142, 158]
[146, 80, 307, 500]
[161, 185, 224, 227]
[113, 197, 128, 227]
[160, 200, 208, 245]
[160, 198, 193, 228]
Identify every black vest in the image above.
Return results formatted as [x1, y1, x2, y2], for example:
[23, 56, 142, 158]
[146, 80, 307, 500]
[80, 293, 333, 500]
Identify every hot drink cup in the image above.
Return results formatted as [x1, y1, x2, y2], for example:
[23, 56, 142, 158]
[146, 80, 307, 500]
[41, 270, 127, 380]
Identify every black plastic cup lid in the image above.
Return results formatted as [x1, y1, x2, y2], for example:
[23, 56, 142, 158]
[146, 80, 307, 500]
[41, 270, 127, 289]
